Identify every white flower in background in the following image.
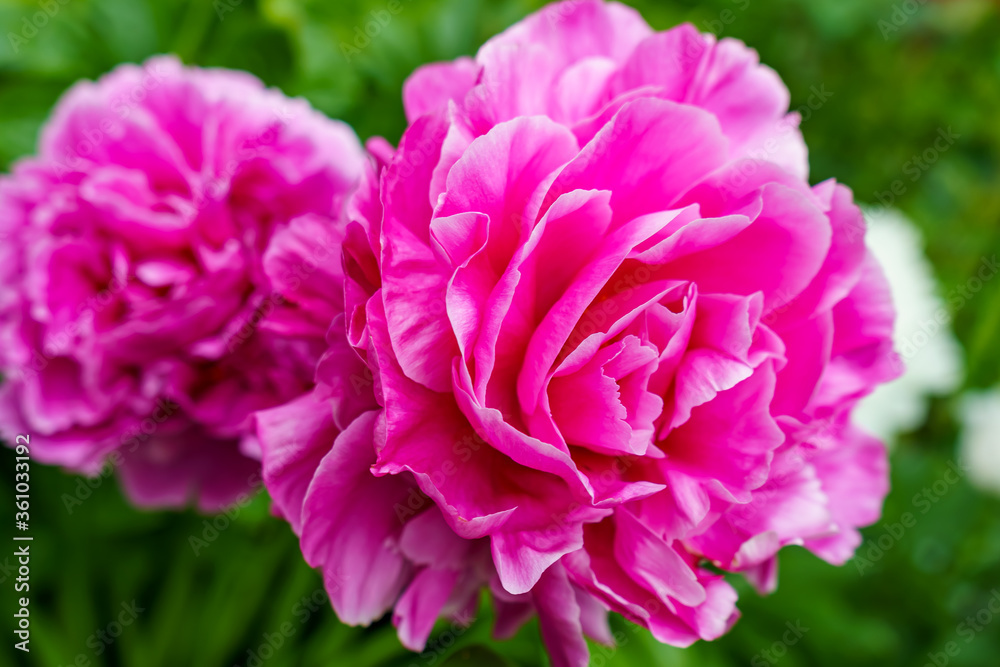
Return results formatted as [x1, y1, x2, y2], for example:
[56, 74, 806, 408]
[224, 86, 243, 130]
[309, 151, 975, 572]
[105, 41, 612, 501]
[854, 207, 964, 442]
[959, 390, 1000, 496]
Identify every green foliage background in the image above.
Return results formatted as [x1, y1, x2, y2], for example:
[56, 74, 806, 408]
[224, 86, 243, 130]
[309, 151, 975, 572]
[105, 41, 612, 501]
[1, 0, 999, 665]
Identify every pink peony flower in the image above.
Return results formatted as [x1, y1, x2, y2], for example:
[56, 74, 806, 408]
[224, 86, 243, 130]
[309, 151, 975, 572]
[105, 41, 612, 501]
[0, 56, 366, 511]
[257, 1, 900, 664]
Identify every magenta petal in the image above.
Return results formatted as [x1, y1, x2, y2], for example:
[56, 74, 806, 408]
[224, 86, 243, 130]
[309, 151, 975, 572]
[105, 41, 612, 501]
[371, 297, 540, 540]
[612, 25, 712, 103]
[403, 57, 480, 122]
[261, 214, 345, 338]
[551, 57, 619, 123]
[549, 336, 659, 455]
[689, 445, 832, 571]
[566, 519, 739, 647]
[612, 25, 806, 179]
[544, 98, 729, 224]
[117, 426, 259, 513]
[493, 521, 591, 596]
[516, 201, 678, 414]
[662, 362, 784, 502]
[380, 111, 457, 392]
[491, 577, 536, 640]
[613, 510, 705, 607]
[575, 587, 614, 645]
[772, 313, 834, 417]
[436, 115, 580, 257]
[532, 563, 591, 667]
[299, 411, 412, 626]
[769, 182, 867, 326]
[814, 252, 901, 409]
[662, 183, 831, 313]
[689, 37, 804, 178]
[805, 426, 889, 564]
[482, 0, 652, 67]
[256, 388, 337, 535]
[394, 567, 461, 651]
[399, 508, 473, 569]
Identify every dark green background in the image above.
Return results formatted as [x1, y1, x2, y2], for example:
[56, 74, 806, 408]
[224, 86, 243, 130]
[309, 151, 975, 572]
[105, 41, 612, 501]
[2, 0, 999, 665]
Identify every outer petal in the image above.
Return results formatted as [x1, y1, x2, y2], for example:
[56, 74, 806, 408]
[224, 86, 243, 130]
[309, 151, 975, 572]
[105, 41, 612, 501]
[480, 0, 652, 68]
[299, 411, 413, 625]
[533, 563, 591, 667]
[379, 111, 459, 392]
[394, 568, 461, 651]
[117, 425, 259, 513]
[403, 57, 480, 122]
[256, 388, 337, 534]
[804, 426, 889, 564]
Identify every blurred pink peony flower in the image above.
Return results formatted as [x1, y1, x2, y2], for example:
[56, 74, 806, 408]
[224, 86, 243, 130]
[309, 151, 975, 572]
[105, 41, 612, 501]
[257, 1, 900, 664]
[0, 56, 366, 511]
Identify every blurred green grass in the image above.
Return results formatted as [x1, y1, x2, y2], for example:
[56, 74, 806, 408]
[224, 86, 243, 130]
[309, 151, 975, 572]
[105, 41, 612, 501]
[1, 0, 999, 666]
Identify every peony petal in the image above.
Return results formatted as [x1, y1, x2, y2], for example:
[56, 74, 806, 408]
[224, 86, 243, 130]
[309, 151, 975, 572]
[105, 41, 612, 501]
[394, 567, 461, 651]
[532, 563, 591, 667]
[256, 388, 337, 535]
[403, 57, 480, 123]
[544, 98, 729, 225]
[300, 411, 413, 626]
